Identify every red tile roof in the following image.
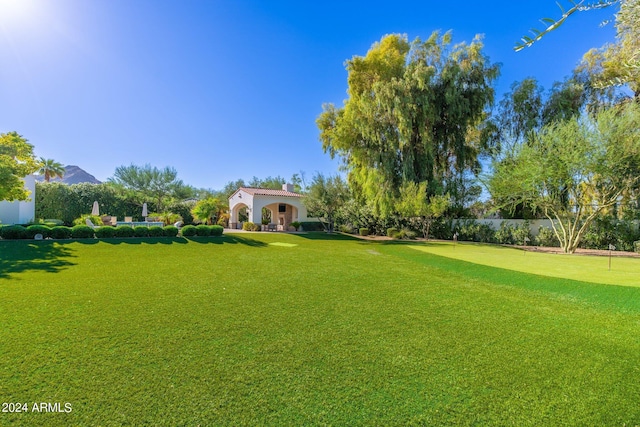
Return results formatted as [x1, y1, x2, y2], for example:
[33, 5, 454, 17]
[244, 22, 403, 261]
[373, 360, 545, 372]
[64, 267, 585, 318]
[235, 187, 302, 198]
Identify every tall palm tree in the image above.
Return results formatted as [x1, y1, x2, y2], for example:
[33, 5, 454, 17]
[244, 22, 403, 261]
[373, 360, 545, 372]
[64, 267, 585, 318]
[38, 158, 65, 182]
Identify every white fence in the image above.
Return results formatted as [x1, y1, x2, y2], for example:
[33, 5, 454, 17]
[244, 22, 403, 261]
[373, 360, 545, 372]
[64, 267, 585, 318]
[452, 219, 553, 237]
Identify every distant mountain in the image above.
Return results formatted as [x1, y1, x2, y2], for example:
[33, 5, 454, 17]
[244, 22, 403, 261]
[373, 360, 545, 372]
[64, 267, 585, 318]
[35, 165, 102, 185]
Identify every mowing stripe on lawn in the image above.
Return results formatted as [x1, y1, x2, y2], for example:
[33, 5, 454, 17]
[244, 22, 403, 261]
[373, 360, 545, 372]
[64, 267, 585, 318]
[405, 241, 640, 288]
[378, 241, 640, 314]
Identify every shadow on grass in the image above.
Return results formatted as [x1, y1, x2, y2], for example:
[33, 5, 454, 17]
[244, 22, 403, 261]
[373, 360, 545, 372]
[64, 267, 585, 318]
[87, 237, 187, 245]
[185, 235, 267, 247]
[51, 235, 267, 247]
[0, 241, 77, 279]
[295, 232, 361, 242]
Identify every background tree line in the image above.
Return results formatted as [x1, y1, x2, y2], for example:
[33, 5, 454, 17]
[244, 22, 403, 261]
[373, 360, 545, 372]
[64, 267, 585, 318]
[6, 1, 640, 253]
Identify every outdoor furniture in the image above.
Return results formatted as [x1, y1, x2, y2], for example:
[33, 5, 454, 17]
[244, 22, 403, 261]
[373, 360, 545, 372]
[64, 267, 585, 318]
[124, 216, 133, 222]
[86, 218, 98, 229]
[101, 216, 117, 226]
[268, 223, 277, 231]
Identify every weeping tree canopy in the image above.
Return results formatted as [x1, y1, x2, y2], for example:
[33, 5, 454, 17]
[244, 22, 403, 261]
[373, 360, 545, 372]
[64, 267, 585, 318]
[488, 102, 640, 253]
[580, 0, 640, 98]
[516, 0, 639, 98]
[317, 31, 499, 216]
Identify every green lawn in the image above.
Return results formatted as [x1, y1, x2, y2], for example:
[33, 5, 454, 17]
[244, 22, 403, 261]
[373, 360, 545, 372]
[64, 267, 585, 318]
[1, 233, 639, 425]
[408, 240, 640, 287]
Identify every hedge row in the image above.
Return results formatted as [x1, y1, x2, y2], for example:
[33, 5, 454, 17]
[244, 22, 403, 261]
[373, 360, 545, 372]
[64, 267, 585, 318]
[180, 225, 224, 237]
[0, 224, 192, 240]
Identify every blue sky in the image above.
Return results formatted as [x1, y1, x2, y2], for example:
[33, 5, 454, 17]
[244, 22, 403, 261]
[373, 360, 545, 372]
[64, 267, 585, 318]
[0, 0, 616, 190]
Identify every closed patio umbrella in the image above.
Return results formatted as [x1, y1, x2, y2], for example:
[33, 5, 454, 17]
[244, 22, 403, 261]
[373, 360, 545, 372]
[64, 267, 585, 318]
[91, 201, 99, 216]
[142, 203, 148, 220]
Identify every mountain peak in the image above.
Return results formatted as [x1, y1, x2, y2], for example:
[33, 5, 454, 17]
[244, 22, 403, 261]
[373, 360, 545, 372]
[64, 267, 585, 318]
[35, 165, 102, 185]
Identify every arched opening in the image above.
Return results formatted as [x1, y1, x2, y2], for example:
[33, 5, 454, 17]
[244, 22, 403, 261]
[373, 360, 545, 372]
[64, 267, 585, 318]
[230, 203, 250, 230]
[262, 202, 299, 231]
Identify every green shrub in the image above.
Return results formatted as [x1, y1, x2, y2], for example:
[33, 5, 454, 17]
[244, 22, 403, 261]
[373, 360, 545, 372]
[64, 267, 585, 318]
[387, 227, 399, 237]
[163, 225, 179, 237]
[580, 217, 639, 252]
[148, 226, 164, 237]
[217, 216, 228, 227]
[0, 225, 27, 239]
[71, 225, 95, 239]
[210, 225, 224, 236]
[431, 218, 454, 240]
[43, 219, 64, 226]
[512, 221, 532, 245]
[455, 220, 480, 242]
[290, 221, 301, 231]
[134, 226, 149, 237]
[300, 221, 324, 231]
[26, 224, 51, 239]
[495, 222, 515, 245]
[95, 227, 116, 238]
[242, 222, 260, 231]
[181, 225, 197, 237]
[114, 225, 135, 238]
[634, 240, 640, 253]
[359, 228, 369, 236]
[535, 226, 558, 247]
[73, 214, 103, 226]
[396, 228, 417, 239]
[338, 224, 354, 234]
[476, 223, 496, 243]
[50, 226, 72, 239]
[148, 211, 183, 226]
[195, 225, 211, 236]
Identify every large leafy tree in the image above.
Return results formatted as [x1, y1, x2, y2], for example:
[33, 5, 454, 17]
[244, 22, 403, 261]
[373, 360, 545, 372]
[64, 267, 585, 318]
[397, 181, 449, 239]
[488, 103, 640, 253]
[37, 158, 65, 182]
[483, 75, 614, 218]
[302, 173, 349, 233]
[109, 164, 186, 212]
[485, 76, 601, 156]
[0, 132, 38, 201]
[318, 31, 499, 215]
[580, 0, 640, 98]
[191, 197, 226, 225]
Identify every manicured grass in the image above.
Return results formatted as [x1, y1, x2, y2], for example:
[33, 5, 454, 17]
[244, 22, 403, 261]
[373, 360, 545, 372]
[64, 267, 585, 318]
[408, 240, 640, 287]
[1, 233, 639, 425]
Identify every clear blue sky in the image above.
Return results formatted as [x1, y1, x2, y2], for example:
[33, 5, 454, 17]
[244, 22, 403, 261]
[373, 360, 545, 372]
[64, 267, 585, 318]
[0, 0, 616, 190]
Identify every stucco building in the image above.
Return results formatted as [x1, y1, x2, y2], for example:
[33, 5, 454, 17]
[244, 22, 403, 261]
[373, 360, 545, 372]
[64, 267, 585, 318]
[228, 184, 310, 230]
[0, 175, 36, 225]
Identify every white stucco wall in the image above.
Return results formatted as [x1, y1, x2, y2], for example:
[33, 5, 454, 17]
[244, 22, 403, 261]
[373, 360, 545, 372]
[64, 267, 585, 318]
[452, 218, 553, 236]
[251, 195, 308, 223]
[0, 175, 36, 225]
[228, 189, 310, 229]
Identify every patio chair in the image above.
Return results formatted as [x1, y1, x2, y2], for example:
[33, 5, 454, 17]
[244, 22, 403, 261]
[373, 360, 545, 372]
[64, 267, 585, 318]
[125, 216, 133, 223]
[86, 218, 99, 229]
